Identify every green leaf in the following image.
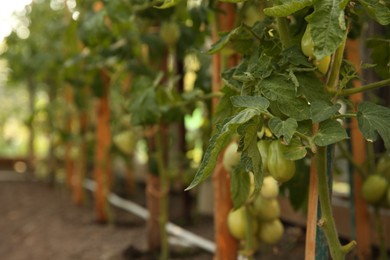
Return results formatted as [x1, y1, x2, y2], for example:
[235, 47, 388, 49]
[185, 127, 233, 190]
[282, 138, 307, 160]
[208, 32, 231, 54]
[306, 0, 347, 59]
[231, 96, 270, 112]
[314, 119, 348, 146]
[268, 117, 298, 144]
[357, 102, 390, 150]
[357, 0, 390, 25]
[242, 141, 262, 191]
[219, 0, 247, 2]
[296, 72, 330, 102]
[237, 119, 263, 193]
[186, 108, 259, 190]
[239, 138, 262, 195]
[238, 118, 261, 152]
[208, 24, 254, 55]
[261, 75, 311, 121]
[264, 0, 312, 17]
[310, 101, 341, 123]
[154, 0, 182, 9]
[129, 77, 161, 126]
[230, 169, 251, 209]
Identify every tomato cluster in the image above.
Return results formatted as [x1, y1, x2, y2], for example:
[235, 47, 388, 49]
[222, 139, 294, 250]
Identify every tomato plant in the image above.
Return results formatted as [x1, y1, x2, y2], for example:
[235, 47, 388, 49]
[181, 0, 390, 259]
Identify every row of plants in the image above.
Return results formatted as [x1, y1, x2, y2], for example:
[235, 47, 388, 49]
[1, 0, 390, 259]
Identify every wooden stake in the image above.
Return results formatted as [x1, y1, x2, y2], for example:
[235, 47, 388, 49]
[212, 3, 239, 259]
[93, 70, 112, 222]
[346, 38, 372, 260]
[305, 156, 319, 259]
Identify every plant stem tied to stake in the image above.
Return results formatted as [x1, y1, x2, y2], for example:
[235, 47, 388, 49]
[316, 147, 356, 259]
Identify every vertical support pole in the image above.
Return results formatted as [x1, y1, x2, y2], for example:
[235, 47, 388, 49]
[64, 85, 75, 189]
[94, 70, 112, 222]
[315, 146, 333, 259]
[305, 155, 319, 260]
[211, 3, 239, 260]
[346, 38, 372, 259]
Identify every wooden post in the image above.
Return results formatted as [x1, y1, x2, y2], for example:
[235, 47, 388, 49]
[64, 86, 75, 189]
[305, 156, 319, 259]
[93, 70, 112, 222]
[211, 3, 239, 259]
[346, 38, 372, 260]
[26, 76, 36, 179]
[73, 109, 88, 205]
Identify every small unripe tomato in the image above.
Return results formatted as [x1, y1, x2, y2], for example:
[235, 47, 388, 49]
[267, 141, 296, 183]
[252, 196, 280, 221]
[260, 176, 279, 199]
[361, 175, 388, 204]
[301, 25, 315, 59]
[227, 207, 258, 240]
[258, 219, 284, 245]
[314, 55, 331, 74]
[222, 142, 241, 172]
[113, 130, 136, 155]
[160, 21, 180, 47]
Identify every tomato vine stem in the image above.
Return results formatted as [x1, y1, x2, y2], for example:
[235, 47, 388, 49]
[156, 125, 170, 260]
[316, 146, 356, 259]
[326, 33, 347, 91]
[275, 17, 291, 49]
[329, 78, 390, 97]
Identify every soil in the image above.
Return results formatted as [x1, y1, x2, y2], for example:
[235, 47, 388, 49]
[0, 170, 306, 260]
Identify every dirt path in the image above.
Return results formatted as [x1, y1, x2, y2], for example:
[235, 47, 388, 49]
[0, 180, 149, 260]
[0, 172, 305, 260]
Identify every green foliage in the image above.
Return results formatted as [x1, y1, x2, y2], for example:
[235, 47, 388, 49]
[357, 0, 390, 25]
[314, 120, 348, 146]
[357, 102, 390, 150]
[306, 0, 347, 59]
[230, 168, 251, 209]
[310, 101, 341, 123]
[264, 0, 312, 17]
[268, 117, 298, 144]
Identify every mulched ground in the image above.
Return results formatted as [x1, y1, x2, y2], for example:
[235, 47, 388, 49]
[0, 171, 306, 260]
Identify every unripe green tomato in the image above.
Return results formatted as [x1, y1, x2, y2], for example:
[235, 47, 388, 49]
[160, 22, 180, 47]
[258, 219, 284, 245]
[301, 25, 315, 59]
[314, 55, 331, 74]
[260, 176, 279, 199]
[222, 142, 241, 172]
[267, 141, 296, 183]
[252, 196, 280, 221]
[227, 207, 258, 240]
[377, 155, 390, 180]
[361, 175, 389, 204]
[113, 130, 136, 155]
[257, 140, 271, 173]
